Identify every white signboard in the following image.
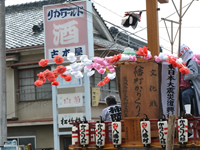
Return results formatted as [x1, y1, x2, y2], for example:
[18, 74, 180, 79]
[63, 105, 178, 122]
[57, 75, 82, 88]
[57, 93, 83, 108]
[58, 113, 84, 128]
[43, 1, 93, 64]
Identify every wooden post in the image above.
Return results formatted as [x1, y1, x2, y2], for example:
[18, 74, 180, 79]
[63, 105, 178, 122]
[27, 143, 32, 150]
[166, 114, 176, 150]
[146, 0, 160, 56]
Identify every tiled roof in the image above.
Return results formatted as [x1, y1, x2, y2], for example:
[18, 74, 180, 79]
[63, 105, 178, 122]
[6, 8, 44, 49]
[5, 0, 117, 51]
[5, 0, 143, 52]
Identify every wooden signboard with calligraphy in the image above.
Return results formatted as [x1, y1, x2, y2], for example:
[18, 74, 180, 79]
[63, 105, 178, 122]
[118, 62, 160, 119]
[124, 117, 142, 143]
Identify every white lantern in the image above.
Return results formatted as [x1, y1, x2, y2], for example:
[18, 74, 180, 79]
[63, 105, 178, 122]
[95, 122, 105, 148]
[140, 117, 151, 147]
[112, 121, 121, 147]
[178, 118, 188, 144]
[157, 119, 168, 148]
[79, 122, 89, 147]
[72, 125, 78, 145]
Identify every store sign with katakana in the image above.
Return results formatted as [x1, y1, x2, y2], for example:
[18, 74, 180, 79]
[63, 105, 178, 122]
[43, 0, 92, 64]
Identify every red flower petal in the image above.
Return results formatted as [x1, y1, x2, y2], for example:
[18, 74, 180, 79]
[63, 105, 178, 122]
[37, 72, 45, 79]
[48, 75, 56, 82]
[64, 74, 72, 81]
[53, 70, 58, 78]
[56, 65, 67, 74]
[51, 81, 59, 86]
[97, 81, 105, 87]
[179, 67, 190, 75]
[34, 80, 43, 87]
[39, 59, 49, 67]
[104, 76, 110, 83]
[53, 55, 64, 64]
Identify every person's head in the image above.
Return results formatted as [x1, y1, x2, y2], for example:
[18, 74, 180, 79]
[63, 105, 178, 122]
[105, 95, 117, 106]
[180, 44, 194, 63]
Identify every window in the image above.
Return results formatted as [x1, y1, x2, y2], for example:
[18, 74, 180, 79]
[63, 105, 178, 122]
[90, 72, 117, 91]
[18, 68, 52, 101]
[90, 72, 120, 103]
[7, 136, 36, 150]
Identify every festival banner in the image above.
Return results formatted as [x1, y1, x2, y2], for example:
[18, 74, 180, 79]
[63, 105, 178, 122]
[161, 62, 178, 118]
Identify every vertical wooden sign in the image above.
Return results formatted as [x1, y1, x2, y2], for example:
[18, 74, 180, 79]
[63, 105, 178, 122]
[120, 62, 160, 119]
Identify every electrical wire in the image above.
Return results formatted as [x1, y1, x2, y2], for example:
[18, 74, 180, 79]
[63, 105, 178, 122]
[63, 1, 148, 43]
[77, 0, 182, 52]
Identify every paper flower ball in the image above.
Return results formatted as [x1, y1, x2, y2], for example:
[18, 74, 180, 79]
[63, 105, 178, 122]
[64, 74, 72, 81]
[48, 75, 56, 82]
[80, 55, 88, 61]
[39, 59, 49, 67]
[51, 81, 59, 86]
[87, 70, 95, 77]
[104, 76, 110, 83]
[67, 53, 77, 62]
[98, 68, 105, 74]
[56, 65, 67, 74]
[54, 55, 63, 64]
[43, 69, 53, 79]
[97, 81, 105, 87]
[34, 80, 43, 87]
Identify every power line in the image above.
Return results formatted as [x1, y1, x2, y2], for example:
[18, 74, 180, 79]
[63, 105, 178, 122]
[90, 0, 183, 49]
[63, 1, 148, 43]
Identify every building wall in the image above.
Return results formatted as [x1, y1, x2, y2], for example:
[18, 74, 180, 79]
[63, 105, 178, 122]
[8, 125, 54, 149]
[6, 67, 17, 119]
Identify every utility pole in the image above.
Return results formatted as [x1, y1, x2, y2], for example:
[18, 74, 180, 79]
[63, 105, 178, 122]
[0, 0, 7, 146]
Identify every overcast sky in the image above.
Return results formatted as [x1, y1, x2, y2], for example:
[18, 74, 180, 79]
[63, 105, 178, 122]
[5, 0, 200, 55]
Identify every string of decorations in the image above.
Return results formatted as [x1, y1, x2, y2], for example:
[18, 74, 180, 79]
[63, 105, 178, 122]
[34, 46, 200, 87]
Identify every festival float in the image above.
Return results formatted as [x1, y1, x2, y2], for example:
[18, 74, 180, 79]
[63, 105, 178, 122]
[40, 0, 200, 149]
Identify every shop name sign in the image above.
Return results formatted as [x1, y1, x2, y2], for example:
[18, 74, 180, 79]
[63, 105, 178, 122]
[43, 0, 92, 64]
[57, 93, 83, 108]
[58, 113, 84, 128]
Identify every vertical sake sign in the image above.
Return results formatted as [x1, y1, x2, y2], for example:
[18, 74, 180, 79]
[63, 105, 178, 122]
[43, 1, 93, 64]
[120, 62, 160, 119]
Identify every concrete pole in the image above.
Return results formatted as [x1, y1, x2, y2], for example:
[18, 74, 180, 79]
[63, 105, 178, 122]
[0, 0, 7, 146]
[51, 65, 60, 150]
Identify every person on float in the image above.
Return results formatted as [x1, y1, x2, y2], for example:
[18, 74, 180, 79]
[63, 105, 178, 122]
[179, 44, 200, 117]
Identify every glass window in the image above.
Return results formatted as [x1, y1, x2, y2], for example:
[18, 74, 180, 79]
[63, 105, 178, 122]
[18, 68, 52, 101]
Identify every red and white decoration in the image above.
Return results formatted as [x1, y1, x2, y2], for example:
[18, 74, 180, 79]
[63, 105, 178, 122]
[140, 120, 151, 145]
[157, 120, 168, 147]
[95, 122, 106, 147]
[178, 118, 188, 143]
[72, 125, 78, 145]
[112, 122, 122, 147]
[79, 123, 89, 146]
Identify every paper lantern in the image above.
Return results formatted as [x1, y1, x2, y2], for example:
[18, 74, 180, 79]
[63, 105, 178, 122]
[95, 122, 105, 148]
[178, 118, 188, 144]
[157, 116, 168, 148]
[79, 122, 89, 147]
[140, 115, 151, 147]
[112, 122, 121, 147]
[72, 125, 78, 145]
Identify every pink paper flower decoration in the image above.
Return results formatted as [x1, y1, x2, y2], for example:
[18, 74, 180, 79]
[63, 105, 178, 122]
[129, 55, 137, 62]
[98, 68, 105, 74]
[154, 56, 162, 63]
